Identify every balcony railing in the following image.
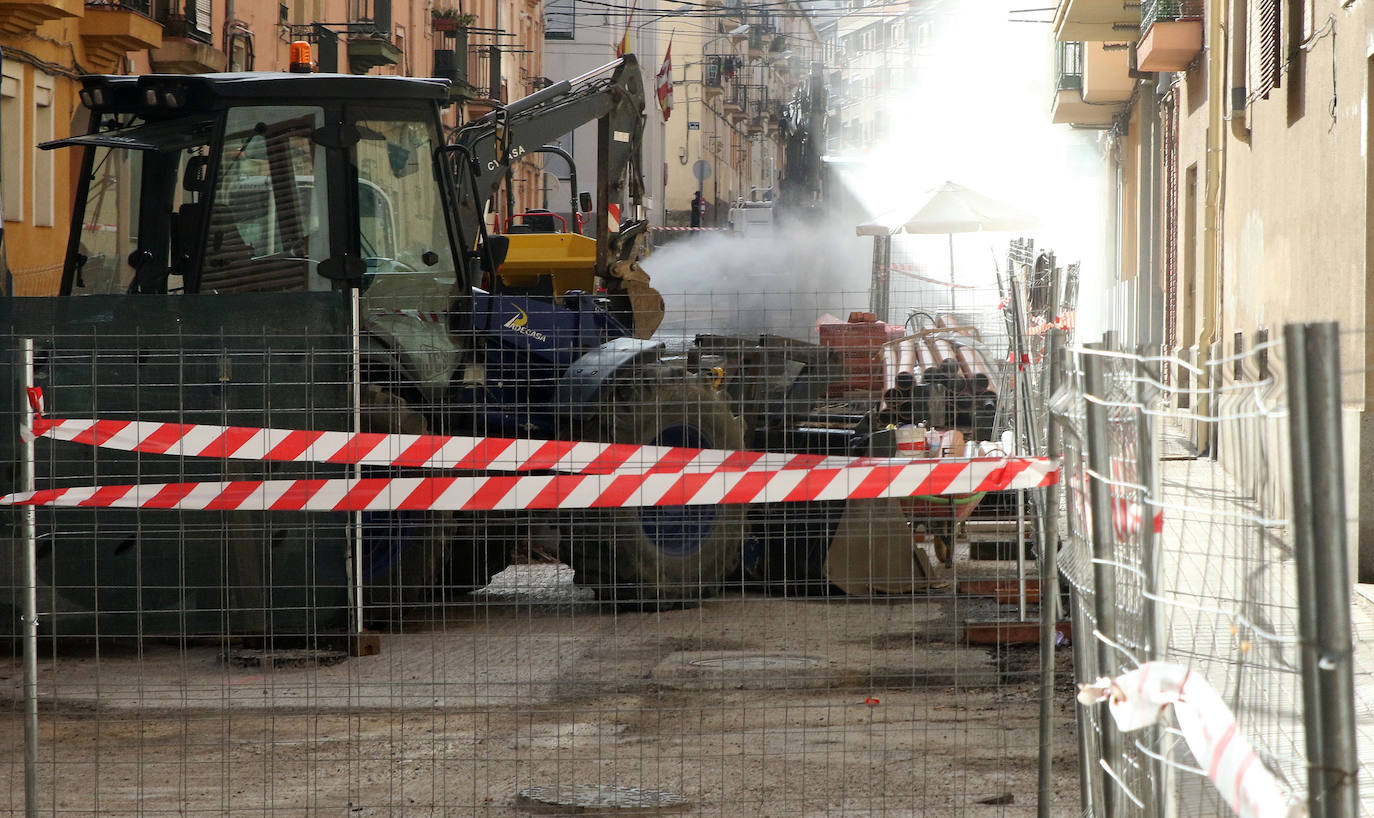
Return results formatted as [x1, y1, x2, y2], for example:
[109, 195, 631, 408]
[723, 82, 747, 113]
[86, 0, 152, 15]
[1141, 0, 1202, 29]
[704, 56, 723, 90]
[465, 43, 502, 101]
[1055, 40, 1084, 92]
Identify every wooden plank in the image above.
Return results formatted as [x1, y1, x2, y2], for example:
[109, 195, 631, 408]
[965, 619, 1071, 646]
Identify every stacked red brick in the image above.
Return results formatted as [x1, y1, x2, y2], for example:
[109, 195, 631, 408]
[819, 312, 906, 395]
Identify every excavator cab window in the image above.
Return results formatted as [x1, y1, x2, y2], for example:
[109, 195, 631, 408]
[59, 120, 212, 294]
[200, 105, 328, 293]
[351, 108, 457, 296]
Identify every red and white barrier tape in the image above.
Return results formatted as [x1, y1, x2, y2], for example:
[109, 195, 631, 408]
[8, 389, 1057, 510]
[1079, 663, 1304, 818]
[27, 413, 1010, 478]
[1, 458, 1056, 512]
[651, 226, 727, 232]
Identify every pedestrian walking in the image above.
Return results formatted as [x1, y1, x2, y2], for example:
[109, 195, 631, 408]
[690, 190, 706, 228]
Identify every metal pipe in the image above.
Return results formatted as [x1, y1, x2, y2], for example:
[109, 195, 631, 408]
[1082, 344, 1118, 815]
[1284, 323, 1326, 815]
[1007, 274, 1035, 621]
[21, 337, 39, 817]
[1036, 328, 1065, 818]
[483, 61, 585, 123]
[1299, 322, 1360, 817]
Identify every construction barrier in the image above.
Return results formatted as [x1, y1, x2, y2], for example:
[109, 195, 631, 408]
[8, 391, 1057, 510]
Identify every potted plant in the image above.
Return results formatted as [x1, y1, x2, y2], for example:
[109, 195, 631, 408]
[432, 8, 476, 33]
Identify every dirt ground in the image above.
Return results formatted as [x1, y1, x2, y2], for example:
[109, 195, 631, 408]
[0, 564, 1082, 816]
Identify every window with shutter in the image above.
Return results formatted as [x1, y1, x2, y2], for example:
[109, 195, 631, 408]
[1247, 0, 1281, 99]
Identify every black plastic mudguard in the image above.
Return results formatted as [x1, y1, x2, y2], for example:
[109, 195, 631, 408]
[555, 335, 663, 407]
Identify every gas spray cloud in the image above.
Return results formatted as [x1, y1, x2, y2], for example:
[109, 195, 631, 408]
[823, 0, 1109, 337]
[643, 220, 874, 343]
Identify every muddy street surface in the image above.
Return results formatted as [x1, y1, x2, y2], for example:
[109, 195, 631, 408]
[0, 565, 1081, 815]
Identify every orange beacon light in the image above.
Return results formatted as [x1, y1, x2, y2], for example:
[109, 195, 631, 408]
[289, 41, 313, 73]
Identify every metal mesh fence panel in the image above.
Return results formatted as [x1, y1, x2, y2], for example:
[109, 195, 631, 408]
[1052, 336, 1324, 816]
[0, 282, 1078, 816]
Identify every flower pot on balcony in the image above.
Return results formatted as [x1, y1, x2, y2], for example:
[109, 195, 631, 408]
[432, 15, 456, 31]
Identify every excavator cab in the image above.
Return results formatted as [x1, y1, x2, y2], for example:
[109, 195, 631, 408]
[46, 72, 464, 299]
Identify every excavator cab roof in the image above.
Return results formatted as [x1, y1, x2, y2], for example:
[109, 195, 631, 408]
[74, 72, 451, 117]
[48, 71, 461, 296]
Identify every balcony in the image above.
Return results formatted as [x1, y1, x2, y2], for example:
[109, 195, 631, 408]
[1050, 41, 1118, 127]
[1052, 0, 1140, 43]
[703, 56, 723, 99]
[149, 37, 224, 72]
[348, 36, 402, 73]
[81, 0, 163, 72]
[727, 85, 749, 122]
[1082, 41, 1132, 103]
[0, 0, 80, 37]
[722, 82, 745, 115]
[454, 42, 503, 113]
[748, 25, 770, 59]
[1137, 0, 1203, 71]
[150, 0, 225, 75]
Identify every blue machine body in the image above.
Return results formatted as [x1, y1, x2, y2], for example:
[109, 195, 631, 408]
[456, 288, 635, 438]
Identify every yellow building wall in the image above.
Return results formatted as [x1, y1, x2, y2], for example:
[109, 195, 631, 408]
[2, 16, 102, 295]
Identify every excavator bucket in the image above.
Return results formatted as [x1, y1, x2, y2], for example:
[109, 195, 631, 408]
[823, 499, 937, 594]
[748, 498, 936, 596]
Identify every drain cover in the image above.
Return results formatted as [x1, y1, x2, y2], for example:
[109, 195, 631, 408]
[516, 784, 690, 813]
[688, 655, 825, 671]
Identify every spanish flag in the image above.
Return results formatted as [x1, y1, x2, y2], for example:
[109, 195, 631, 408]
[615, 0, 636, 57]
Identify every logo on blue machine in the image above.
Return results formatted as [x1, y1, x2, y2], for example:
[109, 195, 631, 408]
[503, 306, 549, 342]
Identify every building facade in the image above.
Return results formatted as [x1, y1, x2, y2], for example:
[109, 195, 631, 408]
[540, 0, 667, 228]
[1049, 0, 1374, 574]
[0, 0, 541, 294]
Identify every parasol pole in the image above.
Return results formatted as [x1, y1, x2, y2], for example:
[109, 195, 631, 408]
[948, 232, 956, 308]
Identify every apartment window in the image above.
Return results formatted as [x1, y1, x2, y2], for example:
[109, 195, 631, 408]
[545, 0, 574, 40]
[2, 62, 22, 224]
[916, 21, 932, 49]
[189, 0, 212, 40]
[1248, 0, 1281, 99]
[34, 74, 53, 227]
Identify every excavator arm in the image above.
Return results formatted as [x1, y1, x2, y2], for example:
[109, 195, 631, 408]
[447, 55, 647, 286]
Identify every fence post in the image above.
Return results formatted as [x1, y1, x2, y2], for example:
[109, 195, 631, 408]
[1210, 339, 1223, 461]
[1136, 345, 1166, 817]
[1082, 343, 1119, 815]
[1036, 328, 1065, 818]
[21, 337, 39, 818]
[349, 289, 364, 635]
[1286, 322, 1360, 817]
